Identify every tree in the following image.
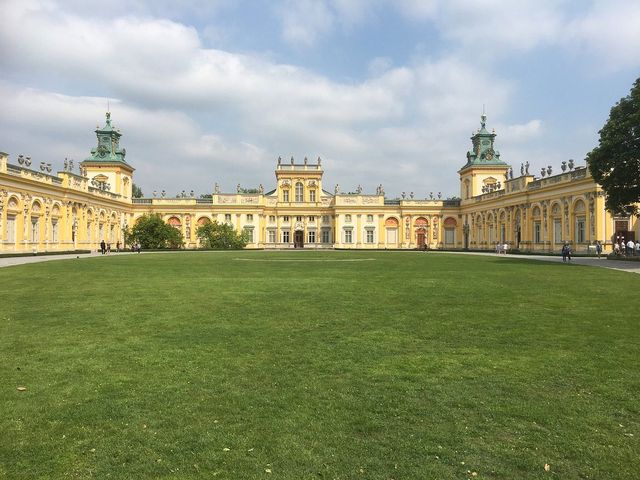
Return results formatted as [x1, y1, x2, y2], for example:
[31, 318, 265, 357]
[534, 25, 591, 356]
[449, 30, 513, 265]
[586, 77, 640, 215]
[132, 183, 144, 198]
[126, 213, 183, 249]
[196, 221, 248, 249]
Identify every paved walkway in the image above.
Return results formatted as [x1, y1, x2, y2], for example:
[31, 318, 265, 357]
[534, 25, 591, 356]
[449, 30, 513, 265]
[430, 250, 640, 274]
[1, 250, 639, 274]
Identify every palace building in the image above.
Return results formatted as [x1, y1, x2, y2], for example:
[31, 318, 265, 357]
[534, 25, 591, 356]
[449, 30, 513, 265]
[1, 112, 637, 253]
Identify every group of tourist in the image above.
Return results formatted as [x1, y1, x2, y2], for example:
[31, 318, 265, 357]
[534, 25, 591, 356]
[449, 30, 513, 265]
[99, 240, 141, 254]
[613, 236, 639, 256]
[99, 240, 120, 254]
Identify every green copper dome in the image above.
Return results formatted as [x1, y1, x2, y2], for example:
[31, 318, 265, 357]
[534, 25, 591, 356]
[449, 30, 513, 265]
[83, 112, 130, 165]
[460, 114, 508, 169]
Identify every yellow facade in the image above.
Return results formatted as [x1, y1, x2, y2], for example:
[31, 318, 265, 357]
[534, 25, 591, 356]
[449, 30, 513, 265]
[1, 115, 638, 254]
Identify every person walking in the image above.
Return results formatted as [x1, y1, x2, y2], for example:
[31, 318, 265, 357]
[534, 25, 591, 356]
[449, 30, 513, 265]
[595, 240, 602, 259]
[627, 239, 635, 256]
[100, 239, 106, 255]
[562, 243, 568, 262]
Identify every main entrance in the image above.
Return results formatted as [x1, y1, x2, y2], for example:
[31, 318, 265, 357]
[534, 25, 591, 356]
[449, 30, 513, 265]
[294, 230, 304, 248]
[417, 230, 426, 250]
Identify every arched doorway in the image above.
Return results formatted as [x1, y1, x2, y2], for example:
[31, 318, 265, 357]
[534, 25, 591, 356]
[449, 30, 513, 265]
[414, 217, 429, 250]
[294, 231, 304, 248]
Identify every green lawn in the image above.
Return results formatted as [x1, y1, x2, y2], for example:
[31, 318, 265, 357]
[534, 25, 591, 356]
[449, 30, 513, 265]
[1, 251, 638, 479]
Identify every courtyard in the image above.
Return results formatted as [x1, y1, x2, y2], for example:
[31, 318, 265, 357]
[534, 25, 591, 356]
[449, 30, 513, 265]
[1, 251, 638, 479]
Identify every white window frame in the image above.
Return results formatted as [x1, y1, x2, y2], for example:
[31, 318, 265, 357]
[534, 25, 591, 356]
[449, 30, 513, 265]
[31, 217, 39, 243]
[295, 182, 304, 202]
[575, 216, 586, 243]
[344, 229, 353, 243]
[534, 221, 541, 243]
[51, 219, 59, 243]
[6, 214, 16, 243]
[365, 229, 374, 243]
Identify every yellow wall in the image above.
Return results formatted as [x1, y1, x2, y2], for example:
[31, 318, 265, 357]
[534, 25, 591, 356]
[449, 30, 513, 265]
[1, 151, 638, 254]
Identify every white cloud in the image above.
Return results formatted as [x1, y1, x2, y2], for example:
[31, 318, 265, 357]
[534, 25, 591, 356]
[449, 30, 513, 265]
[0, 0, 571, 198]
[499, 120, 543, 143]
[278, 0, 335, 47]
[562, 0, 640, 71]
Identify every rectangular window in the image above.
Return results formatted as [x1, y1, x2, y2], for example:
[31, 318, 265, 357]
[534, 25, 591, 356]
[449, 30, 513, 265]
[244, 228, 254, 243]
[295, 183, 303, 202]
[309, 190, 316, 202]
[534, 222, 541, 243]
[500, 225, 506, 244]
[225, 214, 232, 223]
[576, 216, 586, 243]
[51, 219, 59, 243]
[554, 219, 562, 243]
[110, 225, 115, 242]
[282, 231, 290, 243]
[6, 215, 16, 243]
[366, 229, 374, 243]
[345, 214, 352, 223]
[367, 214, 374, 223]
[283, 216, 289, 223]
[321, 229, 330, 243]
[322, 215, 329, 224]
[308, 231, 316, 243]
[269, 215, 276, 223]
[296, 216, 303, 222]
[283, 190, 289, 202]
[247, 214, 253, 222]
[386, 228, 397, 244]
[268, 230, 276, 243]
[444, 228, 455, 245]
[31, 217, 39, 243]
[309, 216, 315, 222]
[99, 223, 104, 241]
[344, 229, 352, 243]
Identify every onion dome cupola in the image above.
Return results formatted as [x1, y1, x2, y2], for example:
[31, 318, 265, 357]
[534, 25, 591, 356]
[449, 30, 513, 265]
[84, 112, 131, 166]
[461, 113, 507, 169]
[81, 112, 134, 201]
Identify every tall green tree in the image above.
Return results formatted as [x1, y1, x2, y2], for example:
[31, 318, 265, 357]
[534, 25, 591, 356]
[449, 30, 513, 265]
[196, 221, 248, 249]
[586, 77, 640, 215]
[126, 213, 183, 249]
[132, 183, 144, 198]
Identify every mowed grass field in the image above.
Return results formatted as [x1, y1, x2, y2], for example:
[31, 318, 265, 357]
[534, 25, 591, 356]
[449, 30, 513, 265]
[1, 251, 638, 479]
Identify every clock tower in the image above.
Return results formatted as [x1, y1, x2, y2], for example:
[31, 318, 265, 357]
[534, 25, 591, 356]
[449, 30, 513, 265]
[458, 113, 509, 202]
[81, 112, 135, 200]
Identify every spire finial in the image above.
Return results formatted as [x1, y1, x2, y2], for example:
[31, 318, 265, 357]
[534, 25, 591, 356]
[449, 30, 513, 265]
[480, 105, 487, 128]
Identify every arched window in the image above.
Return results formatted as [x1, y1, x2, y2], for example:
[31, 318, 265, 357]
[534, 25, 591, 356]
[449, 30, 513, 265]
[295, 182, 304, 202]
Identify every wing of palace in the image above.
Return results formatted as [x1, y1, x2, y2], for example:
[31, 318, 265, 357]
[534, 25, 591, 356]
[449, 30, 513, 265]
[1, 112, 637, 253]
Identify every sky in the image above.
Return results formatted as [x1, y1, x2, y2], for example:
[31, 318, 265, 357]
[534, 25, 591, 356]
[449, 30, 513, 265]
[0, 0, 639, 199]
